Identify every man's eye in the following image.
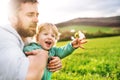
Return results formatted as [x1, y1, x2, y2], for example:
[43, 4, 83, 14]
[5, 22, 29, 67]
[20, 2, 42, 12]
[44, 33, 48, 35]
[27, 14, 33, 17]
[36, 13, 39, 17]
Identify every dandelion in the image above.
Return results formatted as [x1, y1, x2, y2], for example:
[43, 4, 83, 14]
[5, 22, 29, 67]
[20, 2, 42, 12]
[71, 31, 85, 40]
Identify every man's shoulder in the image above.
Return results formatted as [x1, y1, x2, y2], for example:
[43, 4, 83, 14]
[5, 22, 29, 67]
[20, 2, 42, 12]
[0, 26, 17, 41]
[0, 24, 24, 48]
[0, 25, 14, 39]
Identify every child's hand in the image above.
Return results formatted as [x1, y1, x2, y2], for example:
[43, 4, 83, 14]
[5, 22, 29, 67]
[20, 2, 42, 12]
[72, 38, 87, 49]
[71, 31, 87, 49]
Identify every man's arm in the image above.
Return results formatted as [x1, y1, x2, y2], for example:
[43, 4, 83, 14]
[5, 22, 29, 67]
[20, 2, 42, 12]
[25, 50, 48, 80]
[24, 43, 62, 73]
[0, 38, 48, 80]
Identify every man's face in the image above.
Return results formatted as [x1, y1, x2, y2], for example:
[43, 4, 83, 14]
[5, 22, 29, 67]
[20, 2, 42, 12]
[16, 2, 39, 37]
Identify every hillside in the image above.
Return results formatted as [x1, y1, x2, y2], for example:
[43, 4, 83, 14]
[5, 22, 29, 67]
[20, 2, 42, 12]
[56, 16, 120, 27]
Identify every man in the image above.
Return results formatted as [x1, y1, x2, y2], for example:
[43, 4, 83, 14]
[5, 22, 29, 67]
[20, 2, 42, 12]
[0, 0, 62, 80]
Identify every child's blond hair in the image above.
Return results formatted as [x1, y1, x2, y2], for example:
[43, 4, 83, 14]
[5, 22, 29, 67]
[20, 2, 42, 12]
[36, 23, 60, 41]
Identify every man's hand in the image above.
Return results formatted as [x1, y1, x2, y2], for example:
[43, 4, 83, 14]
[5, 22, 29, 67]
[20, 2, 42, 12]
[47, 56, 62, 72]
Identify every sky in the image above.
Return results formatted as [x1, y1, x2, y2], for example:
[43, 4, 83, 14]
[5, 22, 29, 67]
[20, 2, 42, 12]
[0, 0, 120, 24]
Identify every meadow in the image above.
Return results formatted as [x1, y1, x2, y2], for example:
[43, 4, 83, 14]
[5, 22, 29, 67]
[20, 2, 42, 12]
[57, 25, 120, 41]
[57, 25, 118, 33]
[52, 36, 120, 80]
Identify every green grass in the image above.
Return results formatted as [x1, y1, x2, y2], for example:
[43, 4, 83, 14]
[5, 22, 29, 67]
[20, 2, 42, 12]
[52, 36, 120, 80]
[58, 25, 117, 33]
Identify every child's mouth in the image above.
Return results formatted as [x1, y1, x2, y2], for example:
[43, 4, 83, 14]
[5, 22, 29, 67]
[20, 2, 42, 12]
[45, 41, 52, 45]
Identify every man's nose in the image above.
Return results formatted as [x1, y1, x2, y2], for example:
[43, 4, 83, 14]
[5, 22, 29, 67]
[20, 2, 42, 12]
[33, 16, 38, 23]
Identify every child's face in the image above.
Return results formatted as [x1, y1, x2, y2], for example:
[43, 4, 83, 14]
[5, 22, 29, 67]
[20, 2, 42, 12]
[37, 29, 56, 50]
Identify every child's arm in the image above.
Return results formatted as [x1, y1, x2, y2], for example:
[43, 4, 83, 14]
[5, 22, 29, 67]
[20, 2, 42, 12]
[53, 43, 75, 59]
[54, 31, 87, 59]
[54, 38, 87, 59]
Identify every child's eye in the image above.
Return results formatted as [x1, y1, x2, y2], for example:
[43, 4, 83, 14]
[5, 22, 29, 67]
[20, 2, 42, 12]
[51, 34, 55, 38]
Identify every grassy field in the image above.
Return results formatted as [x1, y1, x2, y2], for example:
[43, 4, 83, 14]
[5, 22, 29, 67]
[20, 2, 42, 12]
[52, 36, 120, 80]
[58, 25, 118, 33]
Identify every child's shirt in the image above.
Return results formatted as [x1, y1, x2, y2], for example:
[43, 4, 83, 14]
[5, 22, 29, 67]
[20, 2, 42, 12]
[23, 42, 75, 80]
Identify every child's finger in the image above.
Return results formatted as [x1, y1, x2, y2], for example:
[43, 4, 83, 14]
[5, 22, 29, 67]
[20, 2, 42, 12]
[80, 39, 87, 44]
[79, 45, 85, 49]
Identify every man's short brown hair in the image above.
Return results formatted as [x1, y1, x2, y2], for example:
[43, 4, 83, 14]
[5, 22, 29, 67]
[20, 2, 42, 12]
[9, 0, 38, 14]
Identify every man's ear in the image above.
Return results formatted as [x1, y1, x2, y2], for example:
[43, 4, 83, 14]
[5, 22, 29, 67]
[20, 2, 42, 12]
[8, 14, 17, 25]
